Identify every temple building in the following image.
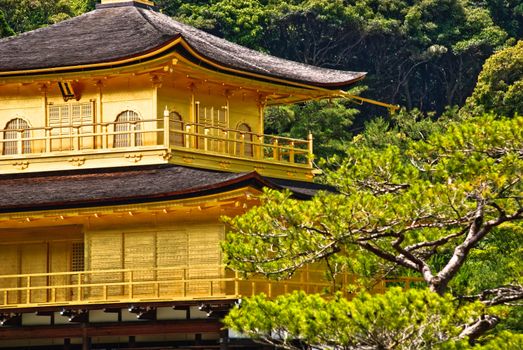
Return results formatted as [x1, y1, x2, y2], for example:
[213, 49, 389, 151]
[0, 0, 369, 349]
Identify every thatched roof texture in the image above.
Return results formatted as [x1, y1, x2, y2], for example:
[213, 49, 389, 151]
[0, 1, 365, 88]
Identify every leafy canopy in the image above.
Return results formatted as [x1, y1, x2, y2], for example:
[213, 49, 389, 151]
[224, 288, 485, 350]
[224, 115, 522, 292]
[223, 115, 523, 345]
[462, 41, 523, 118]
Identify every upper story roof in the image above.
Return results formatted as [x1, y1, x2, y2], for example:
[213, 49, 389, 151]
[0, 1, 365, 88]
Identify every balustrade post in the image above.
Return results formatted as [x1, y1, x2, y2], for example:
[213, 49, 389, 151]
[240, 134, 245, 157]
[234, 271, 239, 297]
[185, 125, 191, 149]
[45, 128, 51, 153]
[204, 128, 209, 151]
[74, 127, 80, 151]
[307, 132, 313, 167]
[130, 124, 136, 148]
[289, 141, 295, 163]
[272, 139, 279, 161]
[102, 124, 108, 149]
[222, 131, 228, 153]
[17, 131, 23, 155]
[128, 271, 134, 299]
[77, 273, 82, 301]
[183, 269, 187, 297]
[257, 135, 263, 160]
[163, 108, 170, 148]
[26, 276, 31, 304]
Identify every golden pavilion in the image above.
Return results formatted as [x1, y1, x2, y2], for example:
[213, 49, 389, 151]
[0, 0, 373, 348]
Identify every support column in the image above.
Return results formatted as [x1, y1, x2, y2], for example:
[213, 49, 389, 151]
[95, 80, 104, 149]
[39, 83, 49, 152]
[82, 323, 91, 350]
[129, 335, 136, 348]
[220, 328, 229, 350]
[63, 338, 71, 350]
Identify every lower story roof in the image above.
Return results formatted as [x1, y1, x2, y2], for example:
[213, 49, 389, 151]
[0, 164, 328, 213]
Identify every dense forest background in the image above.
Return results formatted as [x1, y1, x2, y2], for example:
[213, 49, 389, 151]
[0, 2, 521, 346]
[0, 0, 521, 157]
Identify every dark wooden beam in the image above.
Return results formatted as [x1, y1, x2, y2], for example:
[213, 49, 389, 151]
[0, 320, 222, 340]
[0, 299, 236, 314]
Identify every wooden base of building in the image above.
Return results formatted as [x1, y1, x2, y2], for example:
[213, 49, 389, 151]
[0, 304, 269, 349]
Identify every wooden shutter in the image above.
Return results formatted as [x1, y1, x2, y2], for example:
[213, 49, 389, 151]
[124, 231, 156, 295]
[187, 225, 224, 296]
[86, 231, 123, 298]
[156, 229, 188, 297]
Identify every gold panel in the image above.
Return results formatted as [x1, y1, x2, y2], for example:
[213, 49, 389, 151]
[49, 242, 71, 302]
[20, 244, 48, 304]
[0, 245, 20, 304]
[156, 229, 187, 297]
[124, 231, 156, 295]
[87, 231, 123, 298]
[187, 225, 224, 296]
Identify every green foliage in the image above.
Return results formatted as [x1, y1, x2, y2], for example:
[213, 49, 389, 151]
[0, 9, 14, 37]
[175, 0, 507, 117]
[223, 113, 523, 297]
[451, 225, 523, 295]
[265, 98, 361, 159]
[176, 0, 270, 49]
[224, 288, 484, 349]
[224, 115, 523, 346]
[2, 0, 513, 123]
[0, 0, 81, 33]
[480, 0, 523, 38]
[462, 41, 523, 117]
[474, 331, 523, 349]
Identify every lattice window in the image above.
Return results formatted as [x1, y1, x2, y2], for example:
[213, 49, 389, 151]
[48, 102, 93, 136]
[114, 110, 142, 148]
[170, 111, 184, 147]
[236, 123, 253, 157]
[3, 118, 31, 155]
[195, 102, 228, 129]
[71, 242, 85, 272]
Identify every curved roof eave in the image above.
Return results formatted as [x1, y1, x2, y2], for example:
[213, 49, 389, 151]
[0, 5, 366, 90]
[0, 37, 366, 91]
[0, 165, 319, 214]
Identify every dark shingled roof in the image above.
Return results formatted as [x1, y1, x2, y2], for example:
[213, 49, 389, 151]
[0, 2, 365, 88]
[0, 165, 327, 213]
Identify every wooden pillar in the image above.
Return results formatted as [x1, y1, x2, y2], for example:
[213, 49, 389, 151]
[63, 338, 71, 350]
[82, 323, 91, 350]
[151, 74, 163, 147]
[82, 337, 91, 350]
[257, 94, 266, 135]
[195, 333, 202, 346]
[220, 328, 229, 350]
[129, 335, 136, 348]
[39, 83, 49, 153]
[95, 80, 104, 149]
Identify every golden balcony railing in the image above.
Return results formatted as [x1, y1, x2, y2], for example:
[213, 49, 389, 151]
[0, 266, 423, 310]
[0, 117, 313, 168]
